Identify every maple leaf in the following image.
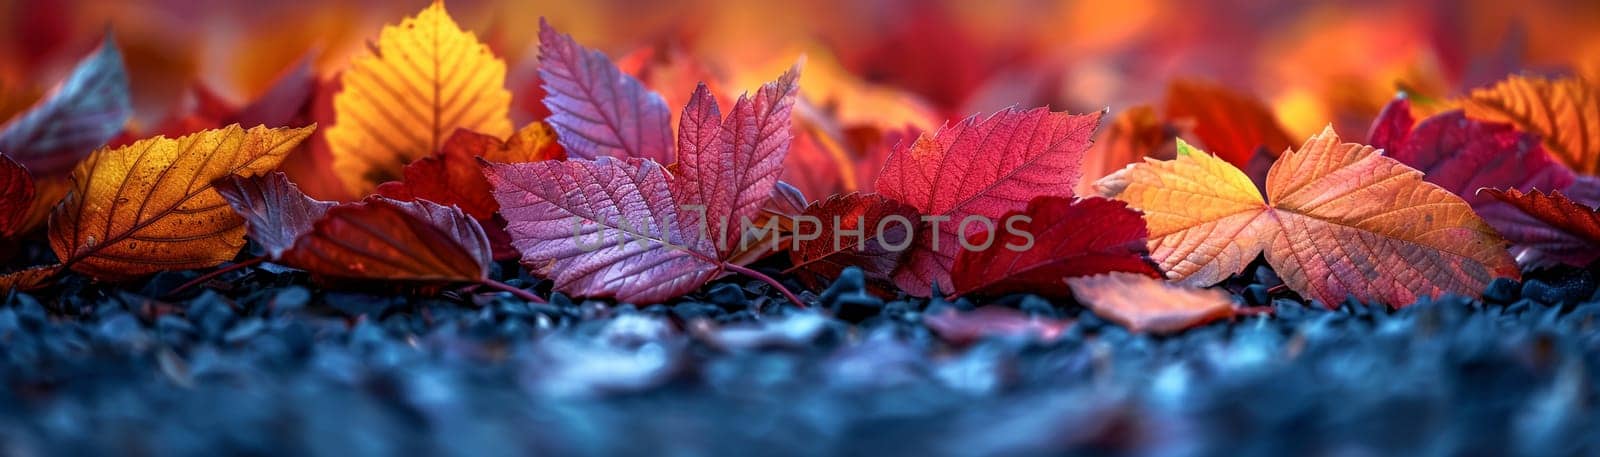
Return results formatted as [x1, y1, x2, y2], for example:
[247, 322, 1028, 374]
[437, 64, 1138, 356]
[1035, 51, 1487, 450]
[278, 197, 493, 283]
[1097, 127, 1518, 307]
[1369, 97, 1585, 266]
[485, 157, 721, 304]
[49, 124, 315, 280]
[1480, 188, 1600, 265]
[674, 68, 802, 256]
[326, 0, 513, 195]
[1066, 272, 1240, 334]
[0, 154, 34, 238]
[214, 173, 336, 259]
[1463, 75, 1600, 174]
[949, 196, 1158, 299]
[786, 192, 919, 292]
[0, 34, 131, 178]
[1163, 80, 1293, 169]
[876, 106, 1103, 296]
[538, 19, 672, 163]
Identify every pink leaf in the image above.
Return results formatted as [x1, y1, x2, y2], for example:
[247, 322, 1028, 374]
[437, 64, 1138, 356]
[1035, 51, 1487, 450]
[485, 157, 720, 304]
[0, 34, 131, 178]
[537, 20, 672, 164]
[675, 67, 801, 256]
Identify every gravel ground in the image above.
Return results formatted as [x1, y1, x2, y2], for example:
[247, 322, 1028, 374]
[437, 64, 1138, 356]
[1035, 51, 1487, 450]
[2, 251, 1599, 456]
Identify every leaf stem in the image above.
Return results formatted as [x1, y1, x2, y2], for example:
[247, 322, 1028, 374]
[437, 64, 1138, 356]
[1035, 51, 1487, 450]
[166, 256, 267, 297]
[722, 262, 808, 308]
[480, 278, 546, 303]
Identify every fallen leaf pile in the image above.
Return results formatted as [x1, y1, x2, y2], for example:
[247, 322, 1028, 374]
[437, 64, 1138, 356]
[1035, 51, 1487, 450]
[5, 0, 1600, 334]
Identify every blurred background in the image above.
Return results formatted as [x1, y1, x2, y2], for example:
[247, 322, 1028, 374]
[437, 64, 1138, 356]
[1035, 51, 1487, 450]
[3, 0, 1599, 197]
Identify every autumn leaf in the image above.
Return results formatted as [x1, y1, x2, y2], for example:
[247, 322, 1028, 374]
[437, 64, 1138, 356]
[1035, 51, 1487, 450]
[1066, 272, 1239, 334]
[786, 192, 919, 292]
[1098, 127, 1518, 307]
[949, 196, 1158, 299]
[0, 265, 59, 294]
[0, 34, 132, 178]
[538, 19, 672, 163]
[485, 157, 721, 304]
[1370, 97, 1583, 266]
[674, 67, 801, 256]
[1463, 75, 1600, 174]
[1163, 80, 1293, 168]
[214, 173, 336, 259]
[876, 106, 1103, 296]
[327, 0, 513, 195]
[1480, 188, 1600, 266]
[49, 124, 315, 280]
[278, 197, 492, 283]
[0, 154, 34, 238]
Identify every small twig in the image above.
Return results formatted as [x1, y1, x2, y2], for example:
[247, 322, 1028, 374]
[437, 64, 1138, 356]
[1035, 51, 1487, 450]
[722, 262, 807, 308]
[479, 278, 546, 303]
[166, 256, 266, 297]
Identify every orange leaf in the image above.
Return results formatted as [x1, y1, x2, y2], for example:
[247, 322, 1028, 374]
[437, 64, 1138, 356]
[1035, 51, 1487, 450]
[49, 124, 315, 280]
[0, 265, 59, 293]
[326, 0, 512, 195]
[1098, 127, 1518, 307]
[1066, 272, 1238, 334]
[1077, 105, 1183, 196]
[1463, 75, 1600, 174]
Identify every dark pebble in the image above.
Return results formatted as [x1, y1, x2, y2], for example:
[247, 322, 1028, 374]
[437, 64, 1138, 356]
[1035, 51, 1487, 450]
[1483, 278, 1520, 303]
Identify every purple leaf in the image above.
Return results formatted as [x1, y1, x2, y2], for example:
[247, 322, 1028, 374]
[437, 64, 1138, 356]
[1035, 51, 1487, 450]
[214, 172, 337, 259]
[0, 34, 132, 178]
[537, 19, 673, 164]
[485, 156, 720, 304]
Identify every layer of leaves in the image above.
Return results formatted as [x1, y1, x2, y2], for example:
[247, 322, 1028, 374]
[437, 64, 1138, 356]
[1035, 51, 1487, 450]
[949, 196, 1158, 299]
[1066, 272, 1239, 334]
[0, 35, 132, 178]
[1098, 127, 1518, 307]
[877, 107, 1103, 296]
[1370, 97, 1587, 266]
[538, 20, 672, 163]
[326, 1, 513, 195]
[485, 157, 720, 304]
[1463, 75, 1600, 174]
[786, 192, 919, 292]
[50, 124, 314, 280]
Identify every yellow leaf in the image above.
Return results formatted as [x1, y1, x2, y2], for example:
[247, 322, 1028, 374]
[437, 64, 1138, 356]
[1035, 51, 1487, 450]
[1463, 75, 1600, 174]
[327, 0, 512, 195]
[50, 124, 315, 280]
[1099, 127, 1518, 307]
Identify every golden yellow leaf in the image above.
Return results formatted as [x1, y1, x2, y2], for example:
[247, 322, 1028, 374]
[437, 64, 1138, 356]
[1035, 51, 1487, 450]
[1463, 75, 1600, 174]
[326, 0, 512, 195]
[50, 124, 315, 280]
[1099, 127, 1518, 307]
